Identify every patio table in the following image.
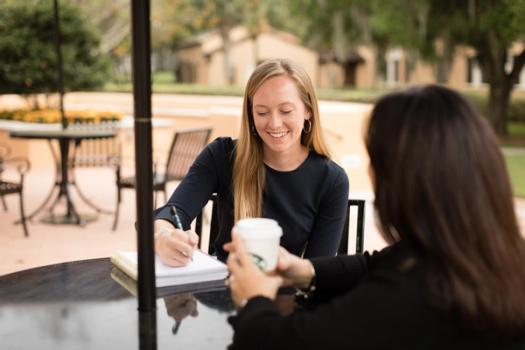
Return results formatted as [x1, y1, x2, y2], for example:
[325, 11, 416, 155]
[9, 128, 117, 225]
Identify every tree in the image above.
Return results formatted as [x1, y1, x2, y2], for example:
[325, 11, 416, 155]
[70, 0, 129, 54]
[371, 0, 525, 135]
[286, 0, 372, 86]
[152, 0, 276, 84]
[0, 1, 111, 108]
[152, 0, 250, 84]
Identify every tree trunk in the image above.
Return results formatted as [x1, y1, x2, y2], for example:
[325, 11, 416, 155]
[252, 33, 259, 68]
[477, 42, 516, 137]
[343, 62, 356, 86]
[487, 82, 511, 136]
[220, 25, 234, 85]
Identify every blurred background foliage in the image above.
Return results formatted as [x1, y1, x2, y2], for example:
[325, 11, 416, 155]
[0, 0, 523, 196]
[0, 0, 524, 136]
[0, 0, 111, 108]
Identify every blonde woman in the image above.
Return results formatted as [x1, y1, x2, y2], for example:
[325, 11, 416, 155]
[154, 59, 349, 266]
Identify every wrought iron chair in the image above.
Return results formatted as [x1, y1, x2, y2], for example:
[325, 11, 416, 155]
[195, 197, 365, 256]
[67, 122, 121, 216]
[337, 199, 366, 255]
[113, 127, 212, 230]
[195, 194, 219, 254]
[0, 143, 31, 237]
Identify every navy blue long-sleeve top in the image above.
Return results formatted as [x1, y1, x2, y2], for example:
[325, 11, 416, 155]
[155, 137, 349, 261]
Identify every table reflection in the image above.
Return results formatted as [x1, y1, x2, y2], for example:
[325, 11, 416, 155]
[164, 293, 198, 334]
[0, 291, 236, 350]
[0, 258, 297, 349]
[0, 258, 235, 350]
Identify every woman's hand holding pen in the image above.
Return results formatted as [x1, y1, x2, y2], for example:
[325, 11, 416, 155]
[154, 219, 199, 267]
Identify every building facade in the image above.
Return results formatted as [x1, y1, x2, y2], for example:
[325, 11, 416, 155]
[174, 26, 319, 87]
[173, 26, 525, 91]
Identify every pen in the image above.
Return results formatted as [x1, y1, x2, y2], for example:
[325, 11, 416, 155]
[171, 206, 193, 260]
[171, 205, 184, 230]
[172, 320, 182, 335]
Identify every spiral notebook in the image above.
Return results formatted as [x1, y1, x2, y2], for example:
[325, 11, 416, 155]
[111, 250, 228, 289]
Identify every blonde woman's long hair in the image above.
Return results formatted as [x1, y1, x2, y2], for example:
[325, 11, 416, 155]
[233, 58, 330, 222]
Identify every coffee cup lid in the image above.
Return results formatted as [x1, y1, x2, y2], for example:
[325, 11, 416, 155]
[236, 218, 278, 228]
[234, 218, 282, 239]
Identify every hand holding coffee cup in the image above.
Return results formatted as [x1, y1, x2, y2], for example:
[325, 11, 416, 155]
[233, 218, 283, 272]
[226, 222, 284, 307]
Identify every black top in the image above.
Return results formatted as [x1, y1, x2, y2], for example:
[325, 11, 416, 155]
[229, 243, 525, 350]
[156, 137, 349, 261]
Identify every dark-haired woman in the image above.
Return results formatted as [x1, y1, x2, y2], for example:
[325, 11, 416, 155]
[225, 85, 525, 349]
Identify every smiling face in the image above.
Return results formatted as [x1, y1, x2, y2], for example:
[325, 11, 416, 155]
[251, 75, 309, 162]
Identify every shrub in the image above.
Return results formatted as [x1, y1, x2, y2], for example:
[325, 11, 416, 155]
[0, 109, 122, 124]
[0, 1, 111, 98]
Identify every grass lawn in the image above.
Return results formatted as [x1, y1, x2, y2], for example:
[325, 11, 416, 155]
[509, 122, 525, 137]
[504, 153, 525, 197]
[106, 71, 245, 96]
[501, 122, 525, 147]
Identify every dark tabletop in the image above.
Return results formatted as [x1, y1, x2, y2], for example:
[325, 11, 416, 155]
[0, 258, 240, 350]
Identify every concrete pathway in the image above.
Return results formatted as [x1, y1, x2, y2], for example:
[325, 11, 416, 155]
[502, 147, 525, 155]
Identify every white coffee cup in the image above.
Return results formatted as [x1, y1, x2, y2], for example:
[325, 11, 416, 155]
[233, 218, 282, 272]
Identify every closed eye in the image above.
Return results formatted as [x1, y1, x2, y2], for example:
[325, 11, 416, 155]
[256, 111, 268, 117]
[281, 110, 293, 115]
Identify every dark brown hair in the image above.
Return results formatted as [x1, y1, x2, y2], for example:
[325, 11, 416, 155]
[366, 85, 525, 335]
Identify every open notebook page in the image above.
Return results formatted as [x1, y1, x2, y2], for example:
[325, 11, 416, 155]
[111, 250, 228, 287]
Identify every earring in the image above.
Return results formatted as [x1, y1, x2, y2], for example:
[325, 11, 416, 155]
[303, 119, 312, 134]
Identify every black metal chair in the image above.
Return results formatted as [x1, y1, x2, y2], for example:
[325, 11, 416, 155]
[0, 143, 31, 237]
[68, 122, 121, 216]
[113, 127, 212, 230]
[195, 196, 365, 256]
[195, 194, 219, 254]
[337, 199, 366, 255]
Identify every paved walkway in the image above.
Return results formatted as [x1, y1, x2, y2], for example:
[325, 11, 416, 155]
[0, 168, 138, 275]
[502, 147, 525, 155]
[516, 198, 525, 229]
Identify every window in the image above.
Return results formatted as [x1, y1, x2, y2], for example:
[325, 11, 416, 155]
[466, 57, 483, 86]
[387, 58, 400, 83]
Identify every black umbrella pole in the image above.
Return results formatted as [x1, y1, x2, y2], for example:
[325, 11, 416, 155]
[131, 0, 156, 312]
[52, 0, 67, 129]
